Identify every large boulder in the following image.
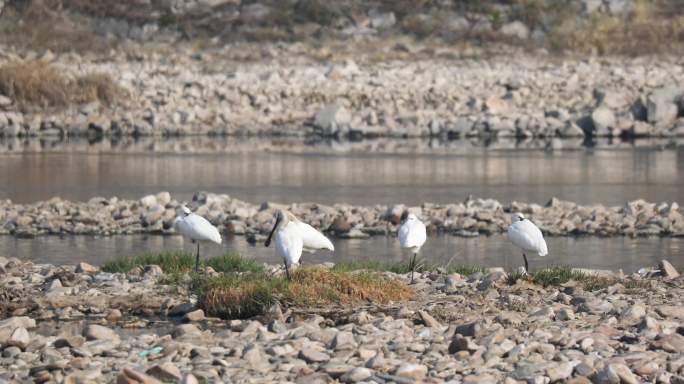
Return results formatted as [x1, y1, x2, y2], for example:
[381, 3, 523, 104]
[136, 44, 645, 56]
[591, 106, 616, 135]
[314, 103, 351, 136]
[647, 87, 681, 127]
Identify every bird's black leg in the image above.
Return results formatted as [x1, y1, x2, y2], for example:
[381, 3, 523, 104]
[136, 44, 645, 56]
[410, 253, 417, 284]
[284, 261, 291, 281]
[523, 253, 529, 274]
[195, 242, 200, 272]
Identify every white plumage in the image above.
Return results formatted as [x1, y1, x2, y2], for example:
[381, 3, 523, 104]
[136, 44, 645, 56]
[507, 213, 548, 272]
[291, 221, 335, 253]
[174, 206, 222, 271]
[399, 213, 427, 252]
[398, 212, 427, 283]
[265, 209, 334, 279]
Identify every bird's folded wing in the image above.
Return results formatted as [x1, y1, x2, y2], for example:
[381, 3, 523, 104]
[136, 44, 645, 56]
[295, 221, 334, 251]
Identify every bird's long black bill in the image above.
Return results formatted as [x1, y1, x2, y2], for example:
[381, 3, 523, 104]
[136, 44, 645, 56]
[265, 217, 281, 247]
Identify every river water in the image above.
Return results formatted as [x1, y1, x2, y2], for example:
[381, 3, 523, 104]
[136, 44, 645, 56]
[0, 137, 682, 206]
[1, 137, 683, 270]
[2, 234, 682, 273]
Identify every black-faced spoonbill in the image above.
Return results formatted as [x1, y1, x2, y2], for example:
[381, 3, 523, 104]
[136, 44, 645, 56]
[264, 209, 334, 280]
[507, 213, 548, 273]
[174, 206, 222, 272]
[398, 211, 427, 284]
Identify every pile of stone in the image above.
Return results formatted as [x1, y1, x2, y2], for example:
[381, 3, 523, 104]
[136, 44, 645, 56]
[0, 256, 683, 383]
[0, 192, 681, 238]
[1, 47, 684, 140]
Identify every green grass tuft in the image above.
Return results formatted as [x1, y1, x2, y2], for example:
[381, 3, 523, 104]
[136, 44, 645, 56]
[508, 266, 616, 291]
[102, 251, 196, 274]
[205, 253, 264, 274]
[331, 259, 433, 274]
[101, 251, 264, 275]
[446, 264, 487, 276]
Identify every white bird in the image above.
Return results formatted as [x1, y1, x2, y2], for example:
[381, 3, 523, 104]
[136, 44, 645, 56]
[174, 206, 222, 271]
[398, 211, 427, 283]
[507, 213, 548, 273]
[264, 209, 334, 279]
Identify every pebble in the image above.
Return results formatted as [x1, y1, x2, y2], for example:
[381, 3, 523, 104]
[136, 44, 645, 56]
[0, 256, 682, 382]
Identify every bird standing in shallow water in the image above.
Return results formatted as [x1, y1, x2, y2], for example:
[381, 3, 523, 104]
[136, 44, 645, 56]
[174, 206, 222, 272]
[507, 213, 548, 273]
[265, 209, 334, 280]
[398, 211, 427, 284]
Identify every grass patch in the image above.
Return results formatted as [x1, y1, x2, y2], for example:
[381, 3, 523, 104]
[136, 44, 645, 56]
[205, 253, 264, 274]
[508, 266, 615, 291]
[446, 264, 487, 276]
[101, 251, 264, 275]
[102, 251, 196, 274]
[0, 0, 114, 54]
[331, 259, 430, 274]
[0, 60, 127, 111]
[549, 0, 684, 55]
[332, 260, 486, 277]
[196, 267, 413, 319]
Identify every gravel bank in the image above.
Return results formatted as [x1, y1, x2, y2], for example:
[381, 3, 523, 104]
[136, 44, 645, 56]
[2, 48, 684, 140]
[0, 257, 683, 383]
[0, 192, 681, 239]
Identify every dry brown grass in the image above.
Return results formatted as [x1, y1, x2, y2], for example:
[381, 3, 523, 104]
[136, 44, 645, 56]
[0, 60, 128, 111]
[549, 0, 684, 55]
[0, 0, 113, 54]
[197, 267, 413, 319]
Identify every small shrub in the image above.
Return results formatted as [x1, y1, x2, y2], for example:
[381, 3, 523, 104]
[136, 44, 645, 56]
[72, 73, 128, 106]
[0, 60, 70, 109]
[0, 60, 128, 111]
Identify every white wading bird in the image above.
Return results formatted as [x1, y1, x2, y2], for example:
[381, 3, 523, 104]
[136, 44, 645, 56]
[507, 213, 548, 273]
[174, 206, 222, 272]
[264, 209, 334, 280]
[398, 211, 427, 284]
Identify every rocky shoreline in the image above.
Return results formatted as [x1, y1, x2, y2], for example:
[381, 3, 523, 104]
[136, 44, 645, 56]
[0, 135, 683, 156]
[1, 257, 683, 383]
[2, 47, 684, 141]
[0, 192, 681, 239]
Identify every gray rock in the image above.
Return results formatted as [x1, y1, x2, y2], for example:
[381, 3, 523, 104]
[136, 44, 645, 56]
[172, 324, 201, 338]
[546, 362, 573, 382]
[660, 260, 680, 279]
[6, 327, 29, 349]
[299, 348, 331, 364]
[369, 10, 396, 29]
[394, 364, 427, 380]
[314, 104, 351, 136]
[648, 88, 680, 127]
[329, 331, 356, 350]
[146, 362, 182, 382]
[340, 367, 373, 383]
[500, 21, 529, 40]
[183, 309, 205, 322]
[592, 106, 616, 134]
[83, 324, 119, 342]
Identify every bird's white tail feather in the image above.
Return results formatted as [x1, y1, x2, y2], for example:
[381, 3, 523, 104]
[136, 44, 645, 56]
[538, 240, 548, 256]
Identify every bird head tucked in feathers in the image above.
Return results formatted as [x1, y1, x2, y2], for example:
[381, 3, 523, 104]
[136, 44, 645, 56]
[180, 206, 192, 216]
[511, 213, 526, 222]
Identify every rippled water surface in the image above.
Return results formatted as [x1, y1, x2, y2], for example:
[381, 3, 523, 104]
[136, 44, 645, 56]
[0, 137, 682, 206]
[3, 234, 682, 273]
[1, 137, 683, 270]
